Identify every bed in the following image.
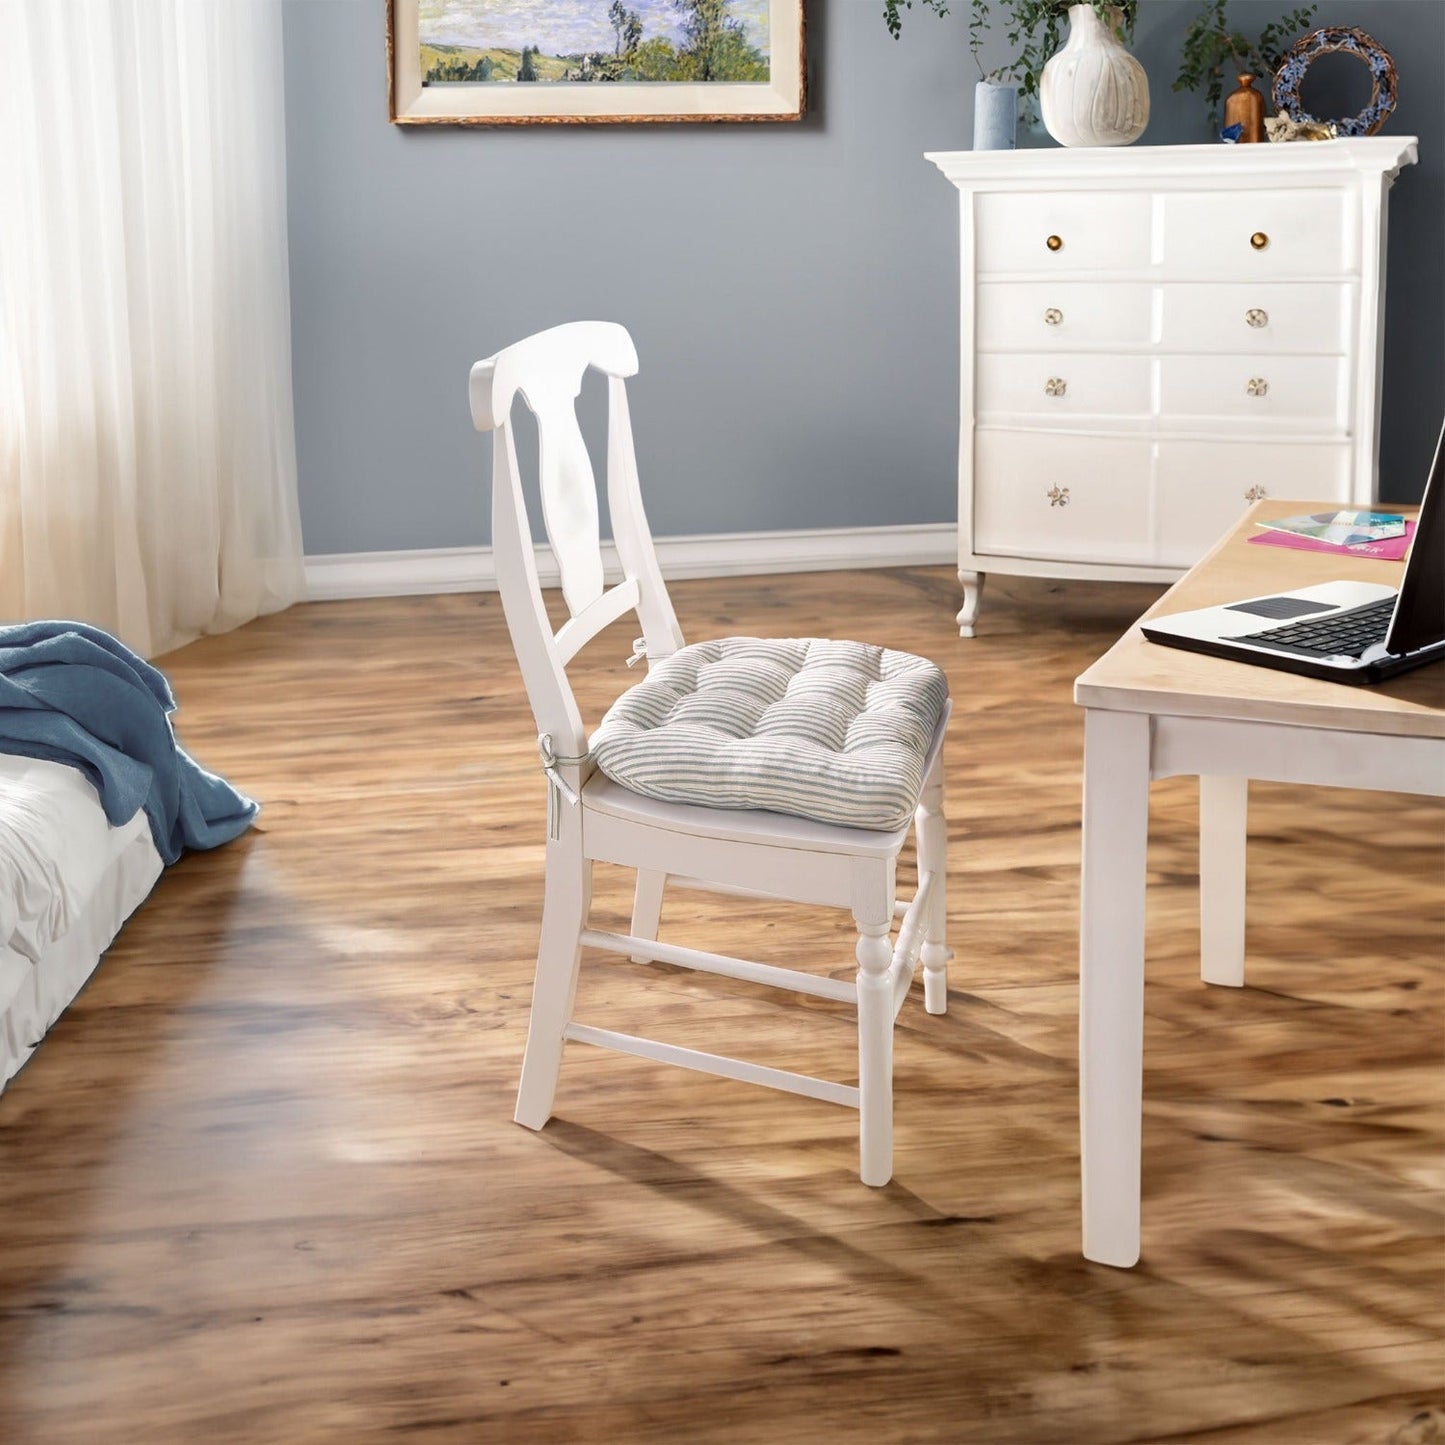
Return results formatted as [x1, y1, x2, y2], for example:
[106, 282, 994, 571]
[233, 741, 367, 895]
[0, 620, 258, 1091]
[0, 753, 163, 1090]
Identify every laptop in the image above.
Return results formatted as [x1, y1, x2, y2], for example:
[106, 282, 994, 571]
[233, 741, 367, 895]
[1142, 419, 1445, 686]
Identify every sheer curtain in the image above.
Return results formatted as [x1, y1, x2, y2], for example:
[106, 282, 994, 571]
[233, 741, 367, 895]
[0, 0, 304, 658]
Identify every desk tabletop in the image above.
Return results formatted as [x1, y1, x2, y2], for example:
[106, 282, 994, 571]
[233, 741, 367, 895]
[1075, 500, 1445, 739]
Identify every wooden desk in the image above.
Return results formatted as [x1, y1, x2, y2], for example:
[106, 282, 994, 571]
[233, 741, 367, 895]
[1073, 500, 1445, 1267]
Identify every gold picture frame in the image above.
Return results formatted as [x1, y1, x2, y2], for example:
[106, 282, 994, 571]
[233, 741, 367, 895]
[388, 1, 806, 125]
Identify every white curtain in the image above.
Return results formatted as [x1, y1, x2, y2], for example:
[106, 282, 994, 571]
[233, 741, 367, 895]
[0, 0, 305, 659]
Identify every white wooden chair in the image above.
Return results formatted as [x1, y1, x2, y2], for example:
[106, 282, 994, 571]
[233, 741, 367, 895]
[471, 321, 951, 1186]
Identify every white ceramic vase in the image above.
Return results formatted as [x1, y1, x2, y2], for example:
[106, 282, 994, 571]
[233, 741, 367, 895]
[1039, 3, 1149, 148]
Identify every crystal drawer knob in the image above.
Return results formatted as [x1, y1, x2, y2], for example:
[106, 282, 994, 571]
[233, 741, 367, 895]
[1250, 231, 1269, 250]
[1046, 234, 1063, 252]
[1044, 307, 1063, 326]
[1246, 377, 1269, 397]
[1244, 485, 1268, 502]
[1047, 485, 1070, 507]
[1045, 377, 1067, 397]
[1245, 308, 1268, 328]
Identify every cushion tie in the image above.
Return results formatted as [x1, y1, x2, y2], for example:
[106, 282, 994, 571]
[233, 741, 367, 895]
[537, 733, 589, 839]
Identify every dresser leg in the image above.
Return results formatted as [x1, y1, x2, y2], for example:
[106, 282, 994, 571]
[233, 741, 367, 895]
[957, 571, 985, 638]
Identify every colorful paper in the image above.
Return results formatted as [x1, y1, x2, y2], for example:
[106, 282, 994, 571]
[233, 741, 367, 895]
[1247, 519, 1415, 561]
[1255, 509, 1407, 546]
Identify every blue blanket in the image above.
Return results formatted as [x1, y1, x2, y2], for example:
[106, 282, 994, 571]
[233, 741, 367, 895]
[0, 621, 257, 865]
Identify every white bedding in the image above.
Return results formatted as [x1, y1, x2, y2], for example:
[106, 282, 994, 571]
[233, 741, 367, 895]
[0, 755, 162, 1089]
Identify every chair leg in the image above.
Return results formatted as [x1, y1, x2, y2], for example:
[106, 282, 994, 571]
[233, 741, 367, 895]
[630, 868, 667, 964]
[916, 760, 949, 1015]
[514, 839, 594, 1131]
[855, 917, 894, 1187]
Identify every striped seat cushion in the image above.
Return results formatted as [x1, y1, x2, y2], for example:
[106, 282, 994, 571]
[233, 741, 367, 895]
[589, 638, 948, 831]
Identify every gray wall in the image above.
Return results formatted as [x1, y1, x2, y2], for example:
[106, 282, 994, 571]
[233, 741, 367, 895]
[283, 0, 1443, 556]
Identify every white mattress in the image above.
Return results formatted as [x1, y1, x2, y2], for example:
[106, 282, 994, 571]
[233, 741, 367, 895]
[0, 755, 162, 1089]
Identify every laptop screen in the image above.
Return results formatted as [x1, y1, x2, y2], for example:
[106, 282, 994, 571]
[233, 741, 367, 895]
[1385, 419, 1445, 657]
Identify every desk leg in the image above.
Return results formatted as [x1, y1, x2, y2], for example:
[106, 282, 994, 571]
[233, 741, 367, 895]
[1080, 708, 1151, 1268]
[1199, 776, 1247, 987]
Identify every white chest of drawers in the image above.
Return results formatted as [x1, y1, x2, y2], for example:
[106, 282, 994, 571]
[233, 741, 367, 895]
[927, 139, 1418, 635]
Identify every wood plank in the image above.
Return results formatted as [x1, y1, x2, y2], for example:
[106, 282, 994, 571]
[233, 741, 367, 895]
[0, 567, 1438, 1443]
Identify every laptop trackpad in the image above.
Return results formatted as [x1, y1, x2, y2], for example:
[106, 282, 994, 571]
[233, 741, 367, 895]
[1224, 596, 1337, 620]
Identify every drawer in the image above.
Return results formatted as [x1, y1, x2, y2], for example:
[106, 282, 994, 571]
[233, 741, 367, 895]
[1159, 355, 1345, 427]
[974, 191, 1152, 274]
[973, 432, 1153, 564]
[1160, 283, 1350, 354]
[1153, 439, 1352, 567]
[1160, 189, 1351, 277]
[976, 282, 1153, 351]
[977, 354, 1152, 422]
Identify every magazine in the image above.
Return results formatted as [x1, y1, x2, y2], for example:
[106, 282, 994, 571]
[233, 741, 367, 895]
[1248, 518, 1415, 560]
[1254, 509, 1407, 547]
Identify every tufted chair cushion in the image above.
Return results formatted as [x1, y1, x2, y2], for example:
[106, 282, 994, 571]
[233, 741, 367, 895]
[589, 638, 949, 831]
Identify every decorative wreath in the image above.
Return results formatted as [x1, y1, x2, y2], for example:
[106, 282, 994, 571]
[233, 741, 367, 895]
[1272, 26, 1398, 138]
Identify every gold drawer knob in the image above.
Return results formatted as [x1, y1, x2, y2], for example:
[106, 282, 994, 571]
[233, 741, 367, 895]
[1047, 485, 1070, 507]
[1044, 377, 1067, 397]
[1245, 308, 1269, 328]
[1044, 307, 1063, 326]
[1246, 377, 1269, 397]
[1250, 231, 1270, 251]
[1046, 234, 1063, 252]
[1244, 485, 1268, 502]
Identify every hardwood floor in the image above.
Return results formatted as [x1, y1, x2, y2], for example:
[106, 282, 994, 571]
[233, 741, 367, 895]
[0, 568, 1440, 1444]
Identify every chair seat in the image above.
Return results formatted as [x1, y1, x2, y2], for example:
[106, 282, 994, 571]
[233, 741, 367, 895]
[590, 637, 949, 831]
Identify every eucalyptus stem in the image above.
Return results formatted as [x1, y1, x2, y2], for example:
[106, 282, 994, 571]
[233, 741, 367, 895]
[1173, 0, 1319, 119]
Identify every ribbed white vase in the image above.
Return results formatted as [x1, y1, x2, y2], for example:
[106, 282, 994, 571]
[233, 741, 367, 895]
[1039, 3, 1149, 148]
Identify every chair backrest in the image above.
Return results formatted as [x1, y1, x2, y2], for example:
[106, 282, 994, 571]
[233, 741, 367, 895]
[470, 321, 684, 760]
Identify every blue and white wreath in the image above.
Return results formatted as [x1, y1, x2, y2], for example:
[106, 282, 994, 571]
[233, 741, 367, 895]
[1272, 26, 1398, 138]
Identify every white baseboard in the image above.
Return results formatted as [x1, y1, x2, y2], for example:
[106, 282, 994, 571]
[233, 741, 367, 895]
[303, 523, 955, 602]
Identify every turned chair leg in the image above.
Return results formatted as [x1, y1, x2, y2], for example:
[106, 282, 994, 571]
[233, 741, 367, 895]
[916, 760, 949, 1015]
[630, 868, 667, 964]
[514, 841, 594, 1131]
[855, 915, 895, 1187]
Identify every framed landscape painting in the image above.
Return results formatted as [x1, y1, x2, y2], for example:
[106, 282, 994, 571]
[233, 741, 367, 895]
[389, 0, 805, 124]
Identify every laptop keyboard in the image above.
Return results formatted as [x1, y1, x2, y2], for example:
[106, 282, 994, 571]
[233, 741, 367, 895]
[1234, 596, 1396, 658]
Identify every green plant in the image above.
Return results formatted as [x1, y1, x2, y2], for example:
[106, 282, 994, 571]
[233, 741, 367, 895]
[1173, 0, 1319, 117]
[883, 0, 1138, 102]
